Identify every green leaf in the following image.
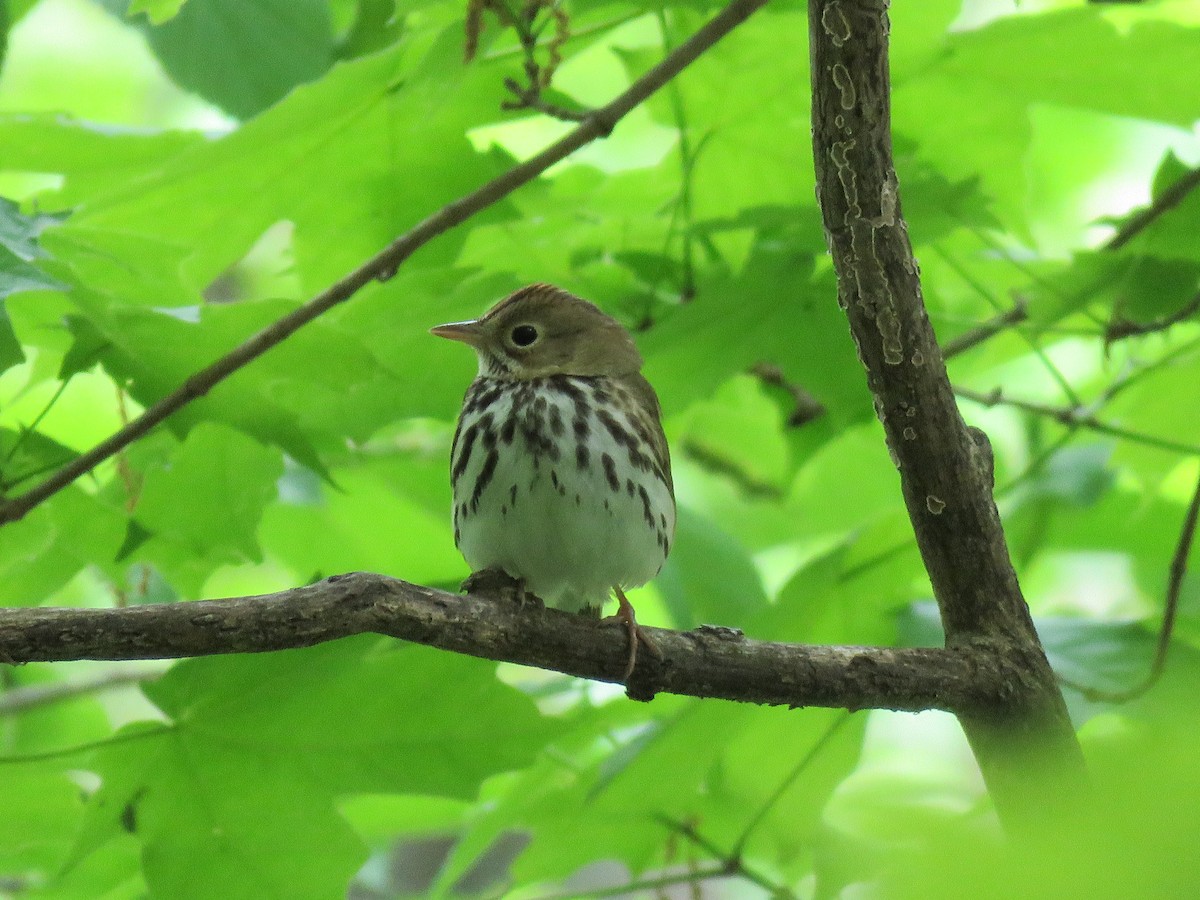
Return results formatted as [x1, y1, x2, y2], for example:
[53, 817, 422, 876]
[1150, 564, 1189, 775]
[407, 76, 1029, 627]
[632, 7, 816, 221]
[1110, 152, 1200, 263]
[62, 297, 359, 471]
[335, 0, 405, 61]
[640, 243, 868, 426]
[0, 486, 125, 606]
[74, 640, 557, 897]
[1023, 250, 1200, 327]
[260, 449, 464, 587]
[440, 700, 864, 890]
[0, 196, 65, 259]
[114, 519, 154, 563]
[60, 314, 113, 379]
[0, 198, 67, 372]
[128, 0, 190, 25]
[895, 9, 1200, 228]
[0, 763, 86, 874]
[882, 710, 1200, 899]
[133, 422, 283, 563]
[68, 26, 506, 296]
[42, 835, 146, 899]
[89, 726, 368, 900]
[0, 113, 204, 209]
[1105, 351, 1200, 480]
[0, 300, 24, 372]
[0, 196, 67, 301]
[146, 639, 555, 796]
[655, 507, 768, 627]
[0, 243, 63, 297]
[143, 0, 334, 119]
[677, 374, 791, 497]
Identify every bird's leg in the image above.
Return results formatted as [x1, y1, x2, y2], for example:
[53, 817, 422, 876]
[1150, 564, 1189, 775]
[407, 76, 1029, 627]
[603, 586, 662, 681]
[461, 567, 541, 608]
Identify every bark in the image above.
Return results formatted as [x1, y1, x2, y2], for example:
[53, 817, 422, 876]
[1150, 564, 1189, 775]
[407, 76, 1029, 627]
[807, 0, 1087, 826]
[0, 571, 1037, 715]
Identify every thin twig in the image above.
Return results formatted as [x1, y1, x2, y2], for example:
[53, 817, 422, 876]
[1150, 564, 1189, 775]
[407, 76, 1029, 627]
[501, 78, 589, 121]
[680, 440, 784, 498]
[0, 379, 70, 470]
[659, 817, 797, 899]
[731, 711, 852, 856]
[528, 865, 730, 900]
[749, 362, 827, 427]
[658, 9, 699, 303]
[482, 10, 642, 62]
[955, 386, 1200, 458]
[1059, 464, 1200, 703]
[0, 723, 172, 766]
[0, 0, 770, 528]
[496, 0, 590, 122]
[933, 244, 1082, 405]
[942, 299, 1029, 359]
[1105, 291, 1200, 344]
[1105, 166, 1200, 252]
[0, 667, 162, 716]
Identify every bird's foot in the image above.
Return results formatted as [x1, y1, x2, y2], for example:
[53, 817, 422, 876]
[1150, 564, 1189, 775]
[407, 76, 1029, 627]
[460, 568, 542, 608]
[602, 586, 662, 681]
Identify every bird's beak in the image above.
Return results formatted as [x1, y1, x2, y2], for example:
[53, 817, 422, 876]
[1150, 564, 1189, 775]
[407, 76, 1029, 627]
[430, 319, 483, 347]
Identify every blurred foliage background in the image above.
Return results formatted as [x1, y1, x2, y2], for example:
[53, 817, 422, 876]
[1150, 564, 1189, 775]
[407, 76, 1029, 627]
[1, 0, 1199, 896]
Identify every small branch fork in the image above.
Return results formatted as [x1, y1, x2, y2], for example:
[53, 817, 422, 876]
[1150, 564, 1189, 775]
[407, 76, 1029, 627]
[0, 0, 770, 528]
[0, 572, 1016, 717]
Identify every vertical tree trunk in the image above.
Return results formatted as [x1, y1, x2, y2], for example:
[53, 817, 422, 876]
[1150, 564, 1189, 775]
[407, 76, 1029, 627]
[807, 0, 1088, 826]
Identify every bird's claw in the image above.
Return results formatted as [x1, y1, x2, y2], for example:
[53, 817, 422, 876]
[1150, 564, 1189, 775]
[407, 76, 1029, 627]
[603, 587, 661, 681]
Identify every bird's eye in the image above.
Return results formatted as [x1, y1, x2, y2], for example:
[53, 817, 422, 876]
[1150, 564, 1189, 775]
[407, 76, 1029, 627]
[510, 324, 539, 347]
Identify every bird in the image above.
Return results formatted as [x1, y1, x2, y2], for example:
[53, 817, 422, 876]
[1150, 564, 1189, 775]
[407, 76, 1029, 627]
[431, 284, 675, 679]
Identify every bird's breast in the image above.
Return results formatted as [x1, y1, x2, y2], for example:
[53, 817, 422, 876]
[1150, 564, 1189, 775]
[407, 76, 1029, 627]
[450, 375, 675, 607]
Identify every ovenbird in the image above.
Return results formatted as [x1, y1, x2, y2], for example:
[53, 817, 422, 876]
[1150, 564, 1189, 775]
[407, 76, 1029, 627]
[432, 284, 675, 678]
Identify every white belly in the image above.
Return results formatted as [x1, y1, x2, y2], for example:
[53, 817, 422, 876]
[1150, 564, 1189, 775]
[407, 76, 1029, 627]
[452, 377, 674, 610]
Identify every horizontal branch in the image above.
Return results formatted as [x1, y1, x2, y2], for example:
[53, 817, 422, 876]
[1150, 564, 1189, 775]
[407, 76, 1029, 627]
[2, 572, 1005, 714]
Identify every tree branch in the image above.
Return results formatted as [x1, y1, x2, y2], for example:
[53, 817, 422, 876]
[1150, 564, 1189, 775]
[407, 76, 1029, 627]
[1105, 291, 1200, 344]
[0, 572, 1016, 716]
[1105, 164, 1200, 252]
[0, 0, 769, 528]
[955, 385, 1200, 457]
[1060, 461, 1200, 703]
[942, 299, 1029, 359]
[808, 0, 1086, 825]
